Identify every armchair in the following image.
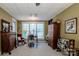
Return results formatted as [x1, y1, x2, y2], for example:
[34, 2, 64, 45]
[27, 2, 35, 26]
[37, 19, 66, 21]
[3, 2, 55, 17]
[17, 33, 26, 45]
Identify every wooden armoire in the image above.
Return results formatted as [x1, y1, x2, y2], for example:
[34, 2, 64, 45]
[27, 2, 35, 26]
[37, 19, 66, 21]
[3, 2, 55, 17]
[48, 21, 60, 49]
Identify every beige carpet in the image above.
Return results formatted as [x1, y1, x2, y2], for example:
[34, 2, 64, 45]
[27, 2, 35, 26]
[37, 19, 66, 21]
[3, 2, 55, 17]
[0, 41, 63, 56]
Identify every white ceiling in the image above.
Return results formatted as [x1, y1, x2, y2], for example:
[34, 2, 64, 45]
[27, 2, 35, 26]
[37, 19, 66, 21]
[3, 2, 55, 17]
[0, 3, 73, 21]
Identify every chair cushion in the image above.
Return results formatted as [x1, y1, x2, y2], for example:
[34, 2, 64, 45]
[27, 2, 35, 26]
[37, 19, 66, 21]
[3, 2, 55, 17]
[18, 37, 21, 40]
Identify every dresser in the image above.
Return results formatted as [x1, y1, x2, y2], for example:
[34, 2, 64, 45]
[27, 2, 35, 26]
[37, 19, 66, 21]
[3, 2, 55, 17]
[1, 32, 16, 54]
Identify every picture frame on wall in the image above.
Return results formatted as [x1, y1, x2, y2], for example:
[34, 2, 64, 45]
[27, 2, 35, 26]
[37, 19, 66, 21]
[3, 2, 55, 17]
[65, 17, 77, 34]
[1, 19, 10, 32]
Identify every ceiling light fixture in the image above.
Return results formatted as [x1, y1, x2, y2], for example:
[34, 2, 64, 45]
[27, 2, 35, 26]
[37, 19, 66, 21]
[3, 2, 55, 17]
[36, 3, 40, 6]
[28, 13, 39, 20]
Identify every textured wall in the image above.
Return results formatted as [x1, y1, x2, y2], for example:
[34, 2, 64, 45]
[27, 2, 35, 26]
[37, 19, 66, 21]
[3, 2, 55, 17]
[53, 4, 79, 48]
[0, 8, 12, 30]
[17, 21, 22, 33]
[0, 33, 1, 52]
[44, 21, 48, 39]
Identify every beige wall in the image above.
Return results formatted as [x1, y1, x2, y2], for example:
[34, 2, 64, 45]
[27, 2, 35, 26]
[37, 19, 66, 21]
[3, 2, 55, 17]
[44, 21, 48, 39]
[0, 30, 1, 52]
[17, 20, 22, 33]
[53, 4, 79, 48]
[0, 8, 12, 31]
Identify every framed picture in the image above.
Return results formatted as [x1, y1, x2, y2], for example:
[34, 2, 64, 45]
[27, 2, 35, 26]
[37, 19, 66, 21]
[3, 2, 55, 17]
[65, 17, 77, 34]
[1, 19, 10, 32]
